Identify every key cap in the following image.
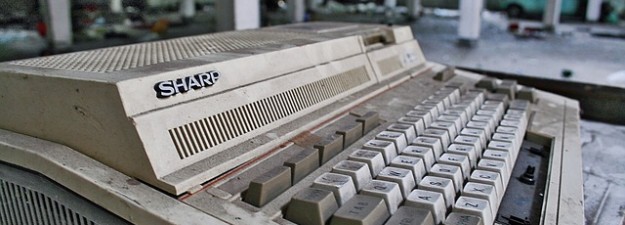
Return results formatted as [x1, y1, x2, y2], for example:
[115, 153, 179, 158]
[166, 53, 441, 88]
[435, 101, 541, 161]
[314, 134, 344, 164]
[444, 212, 483, 225]
[487, 140, 514, 154]
[284, 148, 320, 183]
[418, 176, 456, 208]
[429, 164, 464, 193]
[398, 116, 427, 136]
[453, 135, 483, 156]
[377, 166, 415, 198]
[384, 206, 435, 225]
[406, 110, 433, 127]
[414, 104, 440, 119]
[496, 126, 520, 137]
[390, 155, 427, 182]
[330, 195, 390, 225]
[466, 121, 492, 141]
[402, 146, 436, 171]
[443, 109, 469, 126]
[459, 128, 487, 152]
[245, 166, 292, 207]
[438, 115, 463, 133]
[387, 123, 417, 143]
[286, 188, 339, 225]
[492, 132, 518, 150]
[421, 99, 445, 115]
[422, 128, 451, 151]
[438, 153, 471, 180]
[449, 105, 472, 122]
[463, 182, 498, 216]
[429, 121, 458, 142]
[349, 150, 386, 176]
[454, 196, 493, 225]
[412, 136, 444, 160]
[405, 189, 447, 225]
[476, 110, 500, 124]
[332, 160, 373, 190]
[469, 170, 504, 201]
[363, 140, 397, 165]
[509, 99, 530, 111]
[356, 111, 381, 134]
[477, 159, 510, 187]
[471, 115, 495, 134]
[361, 180, 403, 214]
[336, 123, 364, 149]
[517, 87, 536, 103]
[376, 131, 408, 153]
[429, 94, 452, 109]
[312, 172, 357, 206]
[482, 149, 513, 173]
[446, 144, 478, 169]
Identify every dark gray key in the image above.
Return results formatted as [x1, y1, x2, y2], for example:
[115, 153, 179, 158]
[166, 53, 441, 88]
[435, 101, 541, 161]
[244, 166, 291, 207]
[337, 123, 364, 149]
[384, 206, 434, 225]
[444, 212, 483, 225]
[284, 148, 320, 183]
[285, 188, 339, 225]
[314, 134, 344, 164]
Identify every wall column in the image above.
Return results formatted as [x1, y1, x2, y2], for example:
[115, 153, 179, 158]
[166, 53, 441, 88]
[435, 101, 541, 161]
[40, 0, 72, 51]
[458, 0, 484, 44]
[586, 0, 602, 21]
[543, 0, 562, 30]
[215, 0, 260, 31]
[288, 0, 306, 22]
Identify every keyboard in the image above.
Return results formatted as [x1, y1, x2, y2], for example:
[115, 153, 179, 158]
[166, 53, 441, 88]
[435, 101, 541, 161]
[0, 22, 583, 225]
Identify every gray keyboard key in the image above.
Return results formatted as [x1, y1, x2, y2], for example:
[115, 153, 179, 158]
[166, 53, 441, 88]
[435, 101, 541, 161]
[330, 195, 390, 225]
[285, 188, 339, 225]
[384, 206, 434, 225]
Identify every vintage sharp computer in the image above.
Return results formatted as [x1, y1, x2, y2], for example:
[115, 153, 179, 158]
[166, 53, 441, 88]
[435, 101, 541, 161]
[0, 22, 583, 225]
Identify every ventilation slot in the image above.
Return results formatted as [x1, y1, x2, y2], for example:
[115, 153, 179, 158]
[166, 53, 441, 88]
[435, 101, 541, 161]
[10, 30, 314, 73]
[0, 180, 96, 225]
[377, 56, 403, 76]
[169, 66, 370, 159]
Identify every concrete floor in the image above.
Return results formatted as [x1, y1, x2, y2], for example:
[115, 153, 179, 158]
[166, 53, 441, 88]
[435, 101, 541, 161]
[409, 12, 625, 225]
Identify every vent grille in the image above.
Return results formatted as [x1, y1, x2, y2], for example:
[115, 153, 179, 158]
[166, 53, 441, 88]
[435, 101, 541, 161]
[0, 180, 96, 225]
[377, 56, 403, 76]
[10, 30, 313, 73]
[169, 66, 370, 159]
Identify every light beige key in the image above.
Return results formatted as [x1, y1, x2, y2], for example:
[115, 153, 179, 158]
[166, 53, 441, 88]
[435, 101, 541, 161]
[481, 104, 504, 119]
[412, 136, 443, 159]
[406, 110, 433, 127]
[438, 153, 471, 180]
[444, 212, 483, 225]
[332, 160, 373, 190]
[414, 104, 440, 120]
[469, 170, 505, 201]
[312, 172, 357, 206]
[286, 188, 339, 225]
[453, 196, 494, 225]
[446, 144, 478, 169]
[476, 109, 500, 123]
[463, 182, 499, 216]
[449, 105, 473, 122]
[361, 180, 403, 214]
[284, 148, 320, 183]
[421, 99, 445, 114]
[349, 149, 386, 176]
[429, 121, 458, 142]
[429, 94, 452, 109]
[443, 109, 469, 126]
[363, 139, 398, 165]
[483, 149, 513, 172]
[471, 115, 495, 134]
[453, 135, 483, 156]
[422, 128, 451, 151]
[405, 189, 447, 224]
[398, 116, 426, 136]
[402, 146, 436, 171]
[460, 128, 487, 149]
[384, 206, 435, 225]
[418, 176, 456, 208]
[330, 195, 390, 225]
[437, 115, 463, 133]
[492, 132, 519, 156]
[466, 121, 492, 141]
[377, 167, 415, 198]
[390, 155, 427, 182]
[477, 159, 510, 187]
[387, 123, 417, 143]
[245, 166, 292, 207]
[496, 126, 521, 139]
[376, 131, 408, 153]
[429, 164, 464, 193]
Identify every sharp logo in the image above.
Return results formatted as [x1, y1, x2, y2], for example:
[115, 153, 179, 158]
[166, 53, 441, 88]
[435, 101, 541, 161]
[154, 70, 220, 99]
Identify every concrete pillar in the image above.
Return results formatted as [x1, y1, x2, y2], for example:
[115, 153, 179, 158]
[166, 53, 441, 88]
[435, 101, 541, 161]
[458, 0, 483, 44]
[111, 0, 123, 13]
[543, 0, 562, 29]
[215, 0, 260, 31]
[180, 0, 196, 19]
[288, 0, 306, 22]
[39, 0, 72, 51]
[406, 0, 422, 19]
[586, 0, 602, 21]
